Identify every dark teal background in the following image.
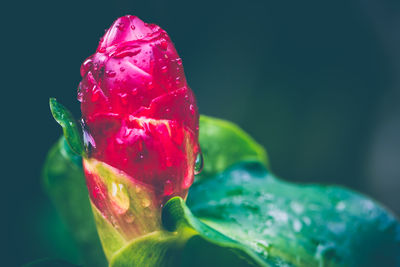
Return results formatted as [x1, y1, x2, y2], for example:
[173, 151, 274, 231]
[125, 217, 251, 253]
[3, 0, 400, 266]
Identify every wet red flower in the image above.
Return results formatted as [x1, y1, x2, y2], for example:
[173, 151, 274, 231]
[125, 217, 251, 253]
[79, 15, 199, 208]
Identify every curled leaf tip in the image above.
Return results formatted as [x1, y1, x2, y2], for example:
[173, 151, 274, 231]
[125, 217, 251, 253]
[50, 97, 85, 156]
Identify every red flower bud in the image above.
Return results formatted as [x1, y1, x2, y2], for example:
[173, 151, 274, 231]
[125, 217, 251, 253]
[78, 15, 199, 228]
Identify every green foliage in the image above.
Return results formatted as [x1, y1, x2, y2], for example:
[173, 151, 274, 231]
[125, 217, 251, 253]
[41, 115, 399, 267]
[49, 98, 84, 156]
[187, 162, 400, 267]
[197, 115, 269, 180]
[42, 137, 107, 267]
[86, 158, 162, 261]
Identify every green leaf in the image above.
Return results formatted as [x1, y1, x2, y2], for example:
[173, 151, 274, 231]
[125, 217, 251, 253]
[197, 115, 269, 181]
[42, 137, 107, 267]
[187, 162, 400, 267]
[49, 98, 84, 156]
[110, 197, 268, 267]
[43, 116, 399, 267]
[23, 258, 80, 267]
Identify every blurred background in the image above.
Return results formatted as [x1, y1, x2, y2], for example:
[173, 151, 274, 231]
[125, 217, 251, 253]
[3, 0, 399, 265]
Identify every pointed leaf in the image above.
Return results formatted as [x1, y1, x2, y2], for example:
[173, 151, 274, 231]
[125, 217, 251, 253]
[49, 98, 84, 156]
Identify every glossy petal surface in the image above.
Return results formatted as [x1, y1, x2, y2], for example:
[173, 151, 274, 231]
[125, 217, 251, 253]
[79, 15, 199, 205]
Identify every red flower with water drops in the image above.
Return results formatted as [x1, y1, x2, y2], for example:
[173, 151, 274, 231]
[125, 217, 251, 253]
[78, 15, 200, 235]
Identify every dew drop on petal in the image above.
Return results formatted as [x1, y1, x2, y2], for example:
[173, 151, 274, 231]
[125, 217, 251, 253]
[189, 104, 195, 115]
[77, 84, 83, 102]
[160, 40, 168, 50]
[116, 23, 125, 30]
[119, 93, 128, 105]
[105, 70, 116, 78]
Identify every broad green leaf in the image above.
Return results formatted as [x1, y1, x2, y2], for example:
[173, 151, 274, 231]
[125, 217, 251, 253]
[49, 98, 84, 156]
[197, 115, 269, 180]
[187, 162, 400, 267]
[42, 137, 107, 267]
[23, 258, 80, 267]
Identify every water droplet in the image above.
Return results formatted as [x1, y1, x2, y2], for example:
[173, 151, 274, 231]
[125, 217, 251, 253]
[290, 201, 304, 214]
[189, 104, 195, 115]
[336, 201, 346, 211]
[141, 198, 151, 208]
[120, 67, 125, 72]
[80, 58, 93, 76]
[159, 40, 168, 50]
[164, 180, 173, 196]
[105, 70, 116, 78]
[255, 240, 269, 257]
[91, 87, 102, 102]
[124, 212, 135, 223]
[194, 152, 204, 175]
[137, 153, 144, 161]
[77, 84, 83, 102]
[116, 23, 125, 30]
[175, 77, 181, 85]
[302, 216, 312, 226]
[147, 81, 153, 90]
[130, 25, 136, 30]
[176, 58, 182, 65]
[109, 182, 130, 214]
[119, 93, 128, 105]
[161, 65, 168, 73]
[165, 108, 170, 113]
[293, 219, 302, 232]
